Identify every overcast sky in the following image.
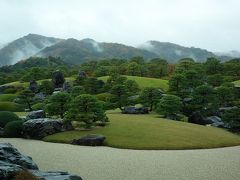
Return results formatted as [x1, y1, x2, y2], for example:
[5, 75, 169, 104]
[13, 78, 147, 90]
[0, 0, 239, 52]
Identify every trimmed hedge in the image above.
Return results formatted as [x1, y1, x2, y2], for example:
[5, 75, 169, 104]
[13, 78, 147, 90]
[0, 94, 17, 102]
[32, 103, 45, 110]
[4, 120, 24, 137]
[0, 111, 20, 128]
[0, 102, 24, 112]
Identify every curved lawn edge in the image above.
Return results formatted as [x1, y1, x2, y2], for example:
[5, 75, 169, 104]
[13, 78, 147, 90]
[43, 112, 240, 150]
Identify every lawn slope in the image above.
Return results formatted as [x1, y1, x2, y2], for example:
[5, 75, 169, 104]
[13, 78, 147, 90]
[99, 75, 169, 91]
[44, 110, 240, 150]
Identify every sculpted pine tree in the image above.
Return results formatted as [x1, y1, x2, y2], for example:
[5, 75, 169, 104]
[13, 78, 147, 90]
[66, 94, 108, 128]
[45, 92, 71, 118]
[139, 87, 162, 111]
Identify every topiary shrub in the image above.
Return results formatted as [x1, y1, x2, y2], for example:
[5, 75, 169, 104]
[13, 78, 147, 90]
[0, 111, 20, 128]
[3, 88, 17, 94]
[4, 120, 24, 137]
[0, 94, 18, 102]
[0, 102, 24, 112]
[32, 102, 45, 110]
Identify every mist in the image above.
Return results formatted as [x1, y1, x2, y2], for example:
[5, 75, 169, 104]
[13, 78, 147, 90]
[0, 0, 240, 52]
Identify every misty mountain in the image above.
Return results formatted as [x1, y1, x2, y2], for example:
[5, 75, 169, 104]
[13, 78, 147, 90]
[37, 38, 157, 64]
[139, 41, 216, 63]
[0, 34, 238, 67]
[214, 50, 240, 58]
[0, 34, 62, 66]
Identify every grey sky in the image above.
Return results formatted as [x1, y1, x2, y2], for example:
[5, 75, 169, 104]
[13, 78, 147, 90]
[0, 0, 239, 52]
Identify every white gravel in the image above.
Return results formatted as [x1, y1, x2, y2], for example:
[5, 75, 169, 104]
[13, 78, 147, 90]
[1, 138, 240, 180]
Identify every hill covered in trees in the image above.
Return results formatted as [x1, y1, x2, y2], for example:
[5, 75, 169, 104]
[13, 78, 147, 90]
[0, 34, 237, 66]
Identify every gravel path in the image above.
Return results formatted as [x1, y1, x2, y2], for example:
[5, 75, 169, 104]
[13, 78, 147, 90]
[1, 138, 240, 180]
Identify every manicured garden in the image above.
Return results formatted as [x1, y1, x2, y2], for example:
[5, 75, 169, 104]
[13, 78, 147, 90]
[44, 110, 240, 150]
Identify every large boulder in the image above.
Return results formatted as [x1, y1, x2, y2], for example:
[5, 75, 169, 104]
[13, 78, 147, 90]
[0, 143, 82, 179]
[22, 118, 73, 139]
[29, 80, 38, 93]
[72, 134, 106, 146]
[26, 110, 46, 120]
[188, 111, 212, 125]
[122, 106, 149, 114]
[206, 116, 225, 128]
[0, 143, 38, 170]
[34, 92, 46, 101]
[63, 81, 72, 92]
[52, 70, 65, 88]
[31, 170, 82, 180]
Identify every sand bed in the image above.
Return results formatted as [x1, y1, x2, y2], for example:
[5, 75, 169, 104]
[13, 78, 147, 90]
[1, 138, 240, 180]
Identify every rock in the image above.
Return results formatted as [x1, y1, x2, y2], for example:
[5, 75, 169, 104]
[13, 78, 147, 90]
[0, 143, 82, 179]
[0, 160, 23, 179]
[26, 110, 46, 120]
[29, 80, 38, 93]
[78, 71, 87, 78]
[34, 92, 46, 101]
[31, 170, 82, 180]
[22, 118, 73, 139]
[63, 81, 72, 92]
[72, 134, 106, 146]
[206, 116, 225, 127]
[52, 70, 65, 88]
[188, 111, 212, 125]
[122, 106, 149, 114]
[0, 143, 38, 170]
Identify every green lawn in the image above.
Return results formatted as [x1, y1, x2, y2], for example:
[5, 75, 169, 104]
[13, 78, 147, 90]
[0, 94, 18, 102]
[99, 75, 169, 91]
[3, 77, 76, 88]
[44, 110, 240, 150]
[14, 111, 28, 117]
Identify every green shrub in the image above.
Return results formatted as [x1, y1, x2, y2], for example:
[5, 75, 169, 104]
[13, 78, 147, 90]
[0, 111, 20, 128]
[0, 102, 24, 112]
[3, 88, 17, 94]
[95, 93, 111, 102]
[0, 94, 17, 102]
[4, 120, 24, 137]
[32, 102, 45, 110]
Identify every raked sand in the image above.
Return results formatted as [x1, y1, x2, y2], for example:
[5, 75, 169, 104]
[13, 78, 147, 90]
[1, 138, 240, 180]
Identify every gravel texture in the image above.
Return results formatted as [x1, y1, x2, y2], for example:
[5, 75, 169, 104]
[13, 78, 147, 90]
[0, 138, 239, 180]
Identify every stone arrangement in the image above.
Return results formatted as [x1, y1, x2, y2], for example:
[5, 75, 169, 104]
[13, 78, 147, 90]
[22, 118, 73, 139]
[122, 106, 149, 114]
[0, 142, 82, 179]
[72, 134, 106, 146]
[26, 110, 46, 120]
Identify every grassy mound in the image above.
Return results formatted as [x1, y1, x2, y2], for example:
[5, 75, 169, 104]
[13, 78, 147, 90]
[0, 111, 20, 128]
[44, 110, 240, 150]
[0, 94, 18, 102]
[0, 102, 24, 112]
[99, 75, 169, 91]
[3, 77, 75, 88]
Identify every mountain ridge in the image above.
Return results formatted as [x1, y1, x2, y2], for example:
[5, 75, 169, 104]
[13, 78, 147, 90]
[0, 34, 237, 66]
